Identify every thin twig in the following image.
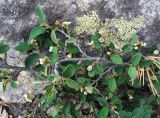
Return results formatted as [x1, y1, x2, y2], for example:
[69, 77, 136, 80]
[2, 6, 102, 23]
[57, 29, 87, 57]
[54, 57, 111, 75]
[0, 64, 35, 74]
[91, 66, 114, 85]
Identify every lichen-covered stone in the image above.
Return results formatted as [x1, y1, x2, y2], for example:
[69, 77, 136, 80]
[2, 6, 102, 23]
[0, 71, 33, 103]
[75, 12, 145, 48]
[0, 0, 160, 103]
[0, 0, 160, 43]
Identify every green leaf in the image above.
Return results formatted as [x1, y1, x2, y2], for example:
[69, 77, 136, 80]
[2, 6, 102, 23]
[108, 42, 115, 50]
[25, 53, 40, 68]
[108, 78, 117, 92]
[29, 27, 46, 41]
[35, 4, 46, 22]
[110, 54, 123, 64]
[67, 45, 79, 53]
[0, 43, 9, 54]
[66, 37, 76, 43]
[128, 66, 138, 79]
[139, 60, 153, 67]
[115, 66, 123, 75]
[75, 104, 81, 110]
[77, 77, 86, 84]
[51, 107, 58, 118]
[63, 64, 75, 78]
[15, 43, 32, 52]
[88, 70, 96, 77]
[122, 44, 134, 53]
[100, 106, 109, 118]
[51, 47, 58, 64]
[131, 53, 142, 65]
[85, 85, 93, 94]
[51, 30, 58, 45]
[11, 80, 19, 89]
[131, 33, 138, 44]
[91, 31, 101, 48]
[66, 79, 80, 91]
[33, 84, 41, 90]
[119, 110, 129, 118]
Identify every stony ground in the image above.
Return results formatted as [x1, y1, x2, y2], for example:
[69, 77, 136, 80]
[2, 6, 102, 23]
[0, 0, 160, 117]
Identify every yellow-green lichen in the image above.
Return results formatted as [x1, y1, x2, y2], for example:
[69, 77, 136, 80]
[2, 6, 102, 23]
[75, 12, 145, 48]
[76, 11, 100, 35]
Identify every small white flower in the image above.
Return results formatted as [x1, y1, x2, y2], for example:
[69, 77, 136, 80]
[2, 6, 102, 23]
[98, 30, 105, 35]
[55, 20, 60, 25]
[129, 95, 133, 100]
[24, 94, 32, 102]
[39, 58, 44, 65]
[99, 38, 105, 43]
[134, 46, 138, 50]
[67, 53, 72, 58]
[49, 46, 54, 52]
[63, 21, 71, 25]
[143, 42, 147, 46]
[88, 41, 94, 46]
[153, 50, 159, 55]
[84, 91, 88, 95]
[62, 21, 71, 27]
[134, 43, 137, 46]
[107, 51, 111, 55]
[87, 65, 93, 71]
[31, 39, 36, 44]
[80, 88, 84, 93]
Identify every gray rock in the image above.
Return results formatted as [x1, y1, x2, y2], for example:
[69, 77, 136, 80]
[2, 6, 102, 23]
[0, 71, 33, 103]
[0, 0, 159, 43]
[0, 0, 160, 103]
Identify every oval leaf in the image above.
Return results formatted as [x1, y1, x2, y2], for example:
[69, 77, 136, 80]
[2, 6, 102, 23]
[131, 53, 142, 65]
[15, 43, 32, 52]
[51, 30, 58, 45]
[131, 33, 138, 44]
[35, 4, 46, 22]
[100, 106, 109, 118]
[63, 64, 75, 78]
[128, 66, 138, 79]
[109, 78, 117, 92]
[66, 79, 80, 91]
[67, 45, 79, 53]
[85, 85, 93, 94]
[51, 47, 58, 64]
[66, 37, 76, 43]
[110, 54, 123, 64]
[25, 53, 40, 68]
[0, 43, 9, 54]
[29, 27, 46, 41]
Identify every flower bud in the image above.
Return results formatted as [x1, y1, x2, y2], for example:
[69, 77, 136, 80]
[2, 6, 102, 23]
[55, 20, 60, 25]
[87, 65, 93, 71]
[134, 43, 137, 46]
[153, 50, 159, 55]
[142, 42, 147, 46]
[98, 30, 105, 35]
[67, 53, 72, 58]
[39, 58, 44, 65]
[107, 51, 111, 55]
[134, 46, 138, 50]
[49, 46, 54, 52]
[99, 38, 105, 43]
[84, 91, 88, 95]
[62, 21, 71, 29]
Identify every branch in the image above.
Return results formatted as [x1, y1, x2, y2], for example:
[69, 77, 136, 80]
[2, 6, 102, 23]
[91, 66, 114, 85]
[0, 64, 36, 74]
[57, 29, 87, 57]
[54, 57, 111, 75]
